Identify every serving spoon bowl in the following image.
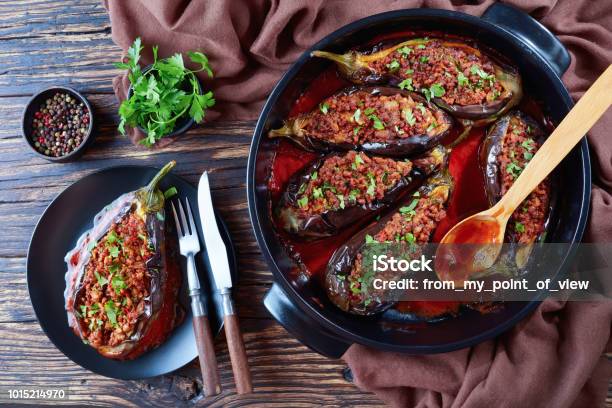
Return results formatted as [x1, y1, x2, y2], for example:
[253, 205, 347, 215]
[436, 64, 612, 285]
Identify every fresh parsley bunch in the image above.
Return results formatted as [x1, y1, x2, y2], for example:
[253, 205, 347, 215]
[115, 38, 216, 147]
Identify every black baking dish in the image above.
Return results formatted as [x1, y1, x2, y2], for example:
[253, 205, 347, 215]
[247, 3, 590, 357]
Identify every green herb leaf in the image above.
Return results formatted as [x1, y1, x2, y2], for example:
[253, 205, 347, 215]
[365, 234, 376, 244]
[319, 102, 330, 114]
[404, 109, 416, 126]
[297, 196, 308, 208]
[156, 211, 165, 221]
[523, 151, 534, 160]
[420, 56, 429, 63]
[104, 301, 120, 328]
[404, 232, 416, 243]
[94, 271, 109, 287]
[398, 78, 413, 91]
[397, 46, 412, 57]
[338, 195, 345, 209]
[108, 246, 120, 258]
[515, 222, 525, 233]
[521, 139, 535, 151]
[457, 72, 469, 87]
[187, 51, 214, 77]
[111, 275, 127, 293]
[366, 173, 376, 197]
[386, 59, 400, 71]
[352, 108, 361, 123]
[163, 186, 178, 199]
[312, 187, 323, 199]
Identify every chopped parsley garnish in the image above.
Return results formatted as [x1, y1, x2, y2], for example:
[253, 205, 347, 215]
[352, 154, 365, 170]
[108, 263, 120, 274]
[404, 232, 416, 243]
[422, 83, 445, 102]
[348, 189, 360, 203]
[156, 211, 165, 221]
[470, 64, 495, 82]
[398, 78, 413, 91]
[297, 196, 308, 208]
[352, 108, 361, 123]
[426, 120, 438, 132]
[366, 173, 376, 197]
[521, 139, 535, 151]
[417, 44, 426, 49]
[405, 69, 414, 75]
[298, 182, 307, 195]
[365, 234, 376, 244]
[111, 275, 127, 293]
[108, 245, 120, 258]
[420, 56, 429, 63]
[416, 103, 426, 115]
[163, 186, 178, 199]
[310, 171, 318, 181]
[365, 109, 385, 130]
[399, 199, 419, 219]
[457, 72, 469, 87]
[523, 151, 534, 160]
[386, 59, 400, 71]
[397, 46, 412, 57]
[404, 109, 416, 126]
[319, 102, 329, 114]
[104, 301, 120, 328]
[506, 162, 523, 179]
[312, 187, 323, 199]
[94, 271, 109, 286]
[515, 222, 526, 233]
[338, 195, 345, 209]
[353, 126, 362, 135]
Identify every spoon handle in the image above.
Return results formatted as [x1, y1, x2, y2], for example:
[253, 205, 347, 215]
[497, 65, 612, 216]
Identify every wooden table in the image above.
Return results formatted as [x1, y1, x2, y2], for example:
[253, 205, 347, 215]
[0, 1, 382, 406]
[1, 2, 610, 407]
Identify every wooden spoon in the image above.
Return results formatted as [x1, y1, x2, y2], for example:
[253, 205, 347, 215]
[436, 64, 612, 285]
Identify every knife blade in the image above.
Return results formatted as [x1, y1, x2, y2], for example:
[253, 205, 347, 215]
[197, 171, 253, 394]
[197, 172, 232, 291]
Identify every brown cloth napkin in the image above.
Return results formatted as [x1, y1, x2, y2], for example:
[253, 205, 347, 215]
[104, 0, 612, 406]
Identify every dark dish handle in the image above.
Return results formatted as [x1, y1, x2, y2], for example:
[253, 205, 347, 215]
[481, 3, 570, 77]
[264, 283, 350, 359]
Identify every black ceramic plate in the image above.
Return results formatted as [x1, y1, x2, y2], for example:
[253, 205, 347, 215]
[27, 165, 237, 379]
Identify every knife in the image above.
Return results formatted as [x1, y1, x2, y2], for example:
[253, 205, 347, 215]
[198, 171, 253, 394]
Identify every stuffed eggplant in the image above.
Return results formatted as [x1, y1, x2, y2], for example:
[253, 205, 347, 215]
[479, 111, 551, 267]
[325, 171, 452, 315]
[312, 38, 522, 123]
[276, 146, 448, 240]
[64, 161, 183, 360]
[269, 86, 452, 157]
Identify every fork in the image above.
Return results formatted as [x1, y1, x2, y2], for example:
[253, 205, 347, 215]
[171, 198, 221, 396]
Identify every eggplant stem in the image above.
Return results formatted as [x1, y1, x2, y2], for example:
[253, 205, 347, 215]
[311, 50, 359, 76]
[146, 160, 176, 192]
[268, 123, 293, 138]
[139, 160, 176, 213]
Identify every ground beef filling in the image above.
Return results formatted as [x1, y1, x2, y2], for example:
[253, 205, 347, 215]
[295, 151, 412, 216]
[303, 90, 443, 144]
[370, 39, 504, 106]
[348, 192, 447, 304]
[76, 210, 153, 348]
[498, 116, 550, 243]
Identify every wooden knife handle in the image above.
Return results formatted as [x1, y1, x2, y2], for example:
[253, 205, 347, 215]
[192, 315, 221, 396]
[224, 313, 252, 394]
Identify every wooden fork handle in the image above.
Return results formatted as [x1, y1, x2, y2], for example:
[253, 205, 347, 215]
[192, 314, 222, 396]
[221, 290, 252, 394]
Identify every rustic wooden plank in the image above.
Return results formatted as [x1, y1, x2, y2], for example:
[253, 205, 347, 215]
[0, 320, 382, 407]
[0, 0, 119, 96]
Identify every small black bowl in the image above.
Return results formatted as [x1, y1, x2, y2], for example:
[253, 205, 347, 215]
[21, 86, 95, 163]
[127, 65, 203, 140]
